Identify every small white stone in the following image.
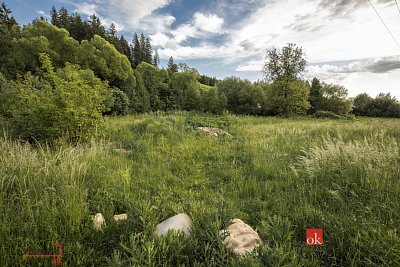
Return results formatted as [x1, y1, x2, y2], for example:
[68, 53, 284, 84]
[114, 213, 128, 221]
[154, 213, 192, 237]
[93, 213, 106, 230]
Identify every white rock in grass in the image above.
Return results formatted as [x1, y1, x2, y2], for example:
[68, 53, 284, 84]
[93, 213, 106, 230]
[114, 213, 128, 221]
[220, 219, 262, 256]
[154, 213, 192, 237]
[197, 127, 232, 138]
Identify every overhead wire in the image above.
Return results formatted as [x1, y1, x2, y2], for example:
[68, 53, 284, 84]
[367, 0, 400, 50]
[395, 0, 400, 15]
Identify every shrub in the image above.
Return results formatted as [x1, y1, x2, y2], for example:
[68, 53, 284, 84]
[8, 53, 112, 143]
[0, 73, 13, 119]
[313, 110, 343, 119]
[185, 113, 234, 128]
[108, 88, 130, 115]
[266, 78, 310, 116]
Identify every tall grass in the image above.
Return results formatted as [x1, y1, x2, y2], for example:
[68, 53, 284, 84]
[1, 113, 399, 266]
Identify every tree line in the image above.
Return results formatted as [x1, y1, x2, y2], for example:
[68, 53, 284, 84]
[0, 2, 399, 142]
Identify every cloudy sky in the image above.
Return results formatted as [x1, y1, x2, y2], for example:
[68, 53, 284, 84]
[8, 0, 400, 98]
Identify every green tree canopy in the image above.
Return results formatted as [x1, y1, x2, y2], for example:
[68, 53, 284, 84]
[306, 81, 352, 115]
[136, 62, 168, 111]
[309, 77, 323, 114]
[79, 35, 135, 89]
[217, 77, 265, 115]
[170, 71, 200, 111]
[167, 56, 178, 73]
[263, 43, 306, 83]
[353, 93, 373, 116]
[7, 53, 112, 142]
[266, 78, 310, 116]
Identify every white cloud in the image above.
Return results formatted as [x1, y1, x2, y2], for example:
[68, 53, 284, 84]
[306, 56, 400, 81]
[158, 44, 236, 60]
[193, 12, 224, 33]
[236, 59, 264, 71]
[149, 33, 170, 47]
[73, 0, 172, 32]
[306, 58, 400, 99]
[37, 10, 46, 16]
[152, 12, 228, 59]
[75, 2, 96, 16]
[138, 14, 176, 33]
[228, 0, 400, 63]
[171, 12, 225, 43]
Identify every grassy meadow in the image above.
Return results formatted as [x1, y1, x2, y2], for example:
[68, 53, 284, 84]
[1, 113, 400, 266]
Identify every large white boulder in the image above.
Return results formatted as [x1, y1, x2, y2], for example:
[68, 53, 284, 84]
[220, 219, 262, 256]
[154, 213, 192, 237]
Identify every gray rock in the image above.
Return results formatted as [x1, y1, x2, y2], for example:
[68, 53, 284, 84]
[154, 213, 192, 237]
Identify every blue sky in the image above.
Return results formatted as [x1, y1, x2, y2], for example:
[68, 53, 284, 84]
[6, 0, 400, 98]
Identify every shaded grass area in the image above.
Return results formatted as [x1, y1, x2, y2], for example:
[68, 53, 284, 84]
[1, 113, 399, 266]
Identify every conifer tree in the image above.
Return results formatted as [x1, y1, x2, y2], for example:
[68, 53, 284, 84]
[139, 33, 146, 61]
[153, 50, 160, 67]
[132, 33, 141, 68]
[58, 7, 69, 29]
[144, 37, 152, 64]
[50, 6, 59, 27]
[167, 56, 178, 73]
[108, 23, 116, 37]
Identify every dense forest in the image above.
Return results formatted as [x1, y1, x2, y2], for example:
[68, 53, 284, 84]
[0, 2, 399, 142]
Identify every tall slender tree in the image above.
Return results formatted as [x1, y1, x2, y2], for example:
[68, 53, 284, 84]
[132, 33, 141, 68]
[108, 23, 116, 37]
[58, 7, 69, 29]
[89, 14, 105, 38]
[139, 33, 146, 58]
[167, 56, 178, 73]
[119, 35, 131, 62]
[309, 77, 322, 114]
[153, 50, 160, 67]
[50, 6, 59, 27]
[144, 37, 152, 64]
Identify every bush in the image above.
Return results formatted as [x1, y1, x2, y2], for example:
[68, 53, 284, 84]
[8, 53, 112, 143]
[108, 88, 130, 115]
[200, 88, 227, 115]
[313, 110, 343, 119]
[266, 78, 310, 116]
[185, 113, 234, 128]
[0, 72, 16, 119]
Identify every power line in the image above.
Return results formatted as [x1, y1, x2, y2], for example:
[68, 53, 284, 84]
[396, 0, 400, 15]
[367, 0, 400, 50]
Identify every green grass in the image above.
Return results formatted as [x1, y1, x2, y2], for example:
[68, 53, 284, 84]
[1, 113, 400, 266]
